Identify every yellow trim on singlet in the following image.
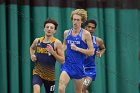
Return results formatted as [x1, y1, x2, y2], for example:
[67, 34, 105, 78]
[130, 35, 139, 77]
[39, 37, 44, 42]
[39, 36, 56, 43]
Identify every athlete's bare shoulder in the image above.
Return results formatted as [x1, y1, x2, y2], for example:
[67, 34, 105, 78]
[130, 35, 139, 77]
[82, 29, 92, 43]
[55, 39, 62, 45]
[95, 36, 105, 49]
[64, 30, 69, 35]
[54, 38, 64, 53]
[34, 38, 40, 42]
[82, 29, 91, 37]
[64, 29, 70, 39]
[30, 38, 40, 48]
[32, 38, 40, 45]
[96, 37, 103, 43]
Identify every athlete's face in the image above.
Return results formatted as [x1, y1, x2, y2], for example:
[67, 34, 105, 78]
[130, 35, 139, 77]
[44, 23, 56, 36]
[72, 14, 83, 29]
[85, 23, 96, 34]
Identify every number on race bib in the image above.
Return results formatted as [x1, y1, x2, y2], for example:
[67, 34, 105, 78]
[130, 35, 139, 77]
[50, 85, 55, 91]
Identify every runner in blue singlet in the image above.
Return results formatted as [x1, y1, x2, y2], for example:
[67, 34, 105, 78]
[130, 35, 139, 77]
[82, 19, 106, 93]
[59, 9, 94, 93]
[62, 28, 87, 79]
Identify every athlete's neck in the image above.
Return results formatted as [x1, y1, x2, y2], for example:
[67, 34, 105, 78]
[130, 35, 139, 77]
[73, 27, 81, 33]
[44, 35, 53, 43]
